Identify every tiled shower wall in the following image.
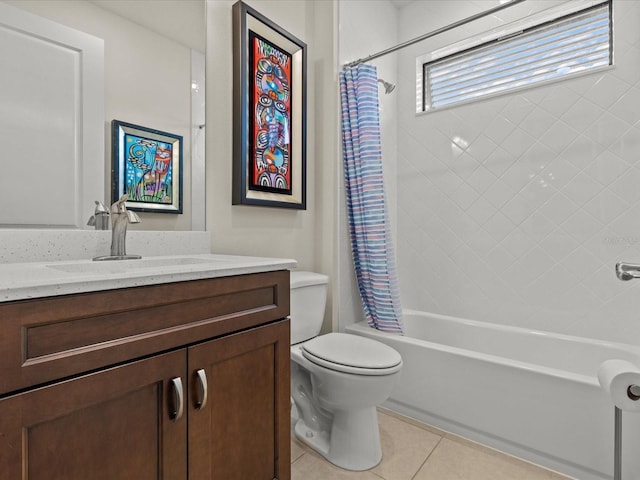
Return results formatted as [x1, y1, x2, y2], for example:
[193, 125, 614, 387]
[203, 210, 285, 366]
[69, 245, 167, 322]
[395, 0, 640, 343]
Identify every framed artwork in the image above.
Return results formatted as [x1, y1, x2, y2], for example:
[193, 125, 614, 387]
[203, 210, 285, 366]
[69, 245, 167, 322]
[112, 120, 183, 214]
[232, 1, 307, 209]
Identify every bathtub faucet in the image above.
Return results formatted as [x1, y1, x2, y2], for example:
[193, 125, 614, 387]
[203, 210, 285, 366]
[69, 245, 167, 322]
[93, 194, 142, 261]
[615, 262, 640, 281]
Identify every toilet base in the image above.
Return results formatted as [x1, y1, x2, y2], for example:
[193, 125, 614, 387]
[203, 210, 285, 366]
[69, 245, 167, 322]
[293, 406, 382, 471]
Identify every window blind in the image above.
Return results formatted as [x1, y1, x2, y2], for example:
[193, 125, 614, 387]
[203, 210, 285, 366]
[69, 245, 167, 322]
[424, 2, 612, 111]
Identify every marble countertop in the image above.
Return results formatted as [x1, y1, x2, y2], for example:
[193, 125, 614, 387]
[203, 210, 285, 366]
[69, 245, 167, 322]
[0, 254, 297, 302]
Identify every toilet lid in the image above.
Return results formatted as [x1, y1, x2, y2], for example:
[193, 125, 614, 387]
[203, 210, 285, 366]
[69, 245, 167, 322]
[301, 333, 402, 376]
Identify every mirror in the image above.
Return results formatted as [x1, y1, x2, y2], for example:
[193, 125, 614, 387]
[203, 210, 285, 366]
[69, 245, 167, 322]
[0, 0, 205, 231]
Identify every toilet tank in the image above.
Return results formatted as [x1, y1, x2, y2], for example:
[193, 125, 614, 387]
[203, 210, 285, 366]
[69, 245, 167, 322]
[289, 271, 329, 344]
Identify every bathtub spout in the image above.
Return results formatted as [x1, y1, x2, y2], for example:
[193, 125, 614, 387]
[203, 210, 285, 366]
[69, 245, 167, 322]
[615, 262, 640, 281]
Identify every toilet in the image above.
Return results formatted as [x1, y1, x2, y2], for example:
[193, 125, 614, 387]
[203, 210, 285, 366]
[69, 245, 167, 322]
[289, 271, 402, 471]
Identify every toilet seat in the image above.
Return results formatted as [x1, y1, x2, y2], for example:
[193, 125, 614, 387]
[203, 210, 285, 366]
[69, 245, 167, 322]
[301, 333, 402, 376]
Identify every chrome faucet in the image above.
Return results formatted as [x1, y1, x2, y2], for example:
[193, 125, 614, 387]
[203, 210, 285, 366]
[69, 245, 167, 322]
[615, 262, 640, 281]
[93, 194, 141, 261]
[87, 200, 110, 230]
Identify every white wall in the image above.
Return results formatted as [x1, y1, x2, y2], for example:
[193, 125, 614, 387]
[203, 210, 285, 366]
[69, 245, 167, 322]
[392, 0, 640, 344]
[337, 0, 398, 331]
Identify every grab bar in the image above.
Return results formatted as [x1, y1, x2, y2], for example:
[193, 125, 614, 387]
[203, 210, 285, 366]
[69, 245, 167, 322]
[615, 262, 640, 281]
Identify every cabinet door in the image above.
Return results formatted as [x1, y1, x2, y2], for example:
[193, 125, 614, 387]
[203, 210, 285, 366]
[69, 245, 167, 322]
[188, 319, 290, 480]
[0, 350, 187, 480]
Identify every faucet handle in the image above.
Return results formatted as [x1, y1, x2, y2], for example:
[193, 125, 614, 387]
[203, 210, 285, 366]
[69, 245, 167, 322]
[111, 194, 129, 212]
[110, 194, 141, 225]
[88, 200, 109, 229]
[111, 194, 141, 217]
[112, 194, 141, 224]
[94, 200, 109, 214]
[126, 210, 141, 224]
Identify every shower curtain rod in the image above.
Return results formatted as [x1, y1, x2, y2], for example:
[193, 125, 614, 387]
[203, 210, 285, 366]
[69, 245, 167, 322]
[343, 0, 527, 68]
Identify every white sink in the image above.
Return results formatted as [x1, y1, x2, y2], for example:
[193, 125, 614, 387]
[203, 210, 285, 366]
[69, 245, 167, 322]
[46, 256, 229, 275]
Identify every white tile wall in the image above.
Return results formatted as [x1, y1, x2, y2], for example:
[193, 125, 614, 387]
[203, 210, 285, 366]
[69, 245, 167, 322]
[395, 0, 640, 343]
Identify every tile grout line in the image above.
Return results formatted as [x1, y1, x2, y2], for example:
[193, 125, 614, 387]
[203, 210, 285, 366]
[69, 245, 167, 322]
[409, 435, 446, 480]
[290, 450, 307, 468]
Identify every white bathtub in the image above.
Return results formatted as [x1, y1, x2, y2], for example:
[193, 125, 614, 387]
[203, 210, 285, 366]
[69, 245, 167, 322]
[345, 310, 640, 480]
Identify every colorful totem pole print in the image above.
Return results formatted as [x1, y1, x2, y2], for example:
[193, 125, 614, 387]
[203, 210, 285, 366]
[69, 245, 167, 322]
[249, 31, 292, 194]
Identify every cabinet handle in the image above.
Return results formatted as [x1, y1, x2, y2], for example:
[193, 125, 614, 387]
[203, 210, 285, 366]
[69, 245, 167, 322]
[169, 377, 184, 421]
[194, 368, 208, 410]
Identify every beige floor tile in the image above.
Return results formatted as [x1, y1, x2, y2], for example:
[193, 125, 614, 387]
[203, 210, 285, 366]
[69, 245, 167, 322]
[291, 451, 383, 480]
[291, 437, 307, 463]
[441, 433, 574, 479]
[290, 410, 570, 480]
[370, 411, 442, 480]
[442, 432, 520, 461]
[378, 407, 449, 437]
[550, 473, 575, 480]
[413, 437, 554, 480]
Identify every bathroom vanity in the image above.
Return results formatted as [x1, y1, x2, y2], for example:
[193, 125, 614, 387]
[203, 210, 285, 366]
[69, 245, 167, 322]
[0, 254, 295, 480]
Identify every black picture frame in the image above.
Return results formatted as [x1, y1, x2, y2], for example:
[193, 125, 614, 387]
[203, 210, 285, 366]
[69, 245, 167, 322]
[232, 1, 307, 209]
[112, 120, 183, 214]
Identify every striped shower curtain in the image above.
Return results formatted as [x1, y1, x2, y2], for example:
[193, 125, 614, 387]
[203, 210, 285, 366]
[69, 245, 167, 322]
[339, 64, 403, 334]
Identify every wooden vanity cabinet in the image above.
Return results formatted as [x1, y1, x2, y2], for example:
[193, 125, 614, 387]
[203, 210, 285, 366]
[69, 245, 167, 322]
[0, 270, 291, 480]
[0, 350, 188, 480]
[189, 320, 290, 479]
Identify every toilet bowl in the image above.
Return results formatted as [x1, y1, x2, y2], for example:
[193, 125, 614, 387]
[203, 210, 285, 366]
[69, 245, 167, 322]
[289, 271, 402, 471]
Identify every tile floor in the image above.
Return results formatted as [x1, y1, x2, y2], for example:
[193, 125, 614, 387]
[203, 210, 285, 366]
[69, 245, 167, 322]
[291, 409, 573, 480]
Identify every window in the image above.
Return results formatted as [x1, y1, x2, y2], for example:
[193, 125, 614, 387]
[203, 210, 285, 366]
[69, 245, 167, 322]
[421, 1, 612, 112]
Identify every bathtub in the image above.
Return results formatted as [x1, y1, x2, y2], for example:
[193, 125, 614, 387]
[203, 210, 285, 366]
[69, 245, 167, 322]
[345, 310, 640, 480]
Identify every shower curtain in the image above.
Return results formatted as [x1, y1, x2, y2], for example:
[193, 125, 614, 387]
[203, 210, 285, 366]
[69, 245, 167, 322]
[339, 63, 403, 334]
